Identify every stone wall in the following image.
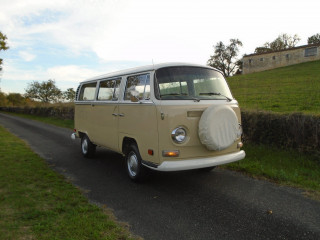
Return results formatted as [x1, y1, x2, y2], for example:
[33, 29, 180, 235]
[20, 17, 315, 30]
[243, 44, 320, 74]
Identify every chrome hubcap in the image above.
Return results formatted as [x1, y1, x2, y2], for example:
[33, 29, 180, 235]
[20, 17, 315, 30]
[127, 152, 138, 177]
[82, 139, 88, 154]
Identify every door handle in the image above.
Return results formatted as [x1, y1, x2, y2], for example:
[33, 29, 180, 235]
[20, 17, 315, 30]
[112, 113, 118, 116]
[118, 113, 125, 117]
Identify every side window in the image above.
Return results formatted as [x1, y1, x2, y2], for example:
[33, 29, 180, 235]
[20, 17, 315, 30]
[79, 83, 97, 101]
[124, 74, 150, 101]
[113, 79, 121, 100]
[97, 78, 122, 101]
[97, 80, 115, 100]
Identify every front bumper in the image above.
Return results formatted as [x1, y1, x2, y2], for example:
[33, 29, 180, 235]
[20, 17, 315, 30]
[71, 133, 76, 140]
[146, 150, 245, 172]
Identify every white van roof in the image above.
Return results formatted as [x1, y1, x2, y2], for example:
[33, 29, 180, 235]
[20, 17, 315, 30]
[81, 62, 216, 84]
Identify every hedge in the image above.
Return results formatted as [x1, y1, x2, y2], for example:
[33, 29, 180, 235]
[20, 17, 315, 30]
[1, 106, 319, 157]
[0, 106, 74, 120]
[241, 111, 320, 157]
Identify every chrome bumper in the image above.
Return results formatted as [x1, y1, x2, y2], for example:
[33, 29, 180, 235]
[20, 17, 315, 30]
[146, 150, 245, 172]
[71, 133, 76, 140]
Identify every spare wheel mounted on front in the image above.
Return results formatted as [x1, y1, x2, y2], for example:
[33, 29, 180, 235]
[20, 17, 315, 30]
[198, 105, 240, 151]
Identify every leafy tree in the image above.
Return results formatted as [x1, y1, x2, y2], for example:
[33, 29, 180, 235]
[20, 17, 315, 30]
[7, 93, 25, 106]
[63, 88, 76, 102]
[308, 33, 320, 44]
[25, 80, 62, 103]
[234, 59, 243, 75]
[0, 31, 9, 71]
[207, 39, 243, 77]
[254, 34, 300, 54]
[0, 91, 7, 106]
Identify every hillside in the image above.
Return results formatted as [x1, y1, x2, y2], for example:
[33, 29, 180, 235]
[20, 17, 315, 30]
[228, 60, 320, 115]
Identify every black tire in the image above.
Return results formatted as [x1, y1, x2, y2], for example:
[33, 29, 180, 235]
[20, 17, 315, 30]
[125, 144, 145, 181]
[81, 135, 96, 158]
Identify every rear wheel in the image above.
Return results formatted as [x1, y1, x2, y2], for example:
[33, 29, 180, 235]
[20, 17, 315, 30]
[81, 135, 96, 158]
[125, 144, 145, 181]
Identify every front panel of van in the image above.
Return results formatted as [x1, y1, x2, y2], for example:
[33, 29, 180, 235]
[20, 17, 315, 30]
[153, 66, 243, 165]
[155, 101, 242, 164]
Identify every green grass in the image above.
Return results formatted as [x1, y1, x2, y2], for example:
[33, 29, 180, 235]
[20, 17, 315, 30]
[223, 144, 320, 199]
[228, 60, 320, 115]
[0, 125, 137, 240]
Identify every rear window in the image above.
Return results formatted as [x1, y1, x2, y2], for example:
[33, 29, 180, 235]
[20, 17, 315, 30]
[78, 82, 97, 101]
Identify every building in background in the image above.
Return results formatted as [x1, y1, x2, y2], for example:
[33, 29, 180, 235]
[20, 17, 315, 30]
[242, 44, 320, 74]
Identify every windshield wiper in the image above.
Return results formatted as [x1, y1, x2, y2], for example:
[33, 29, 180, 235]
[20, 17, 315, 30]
[160, 93, 188, 97]
[199, 92, 233, 102]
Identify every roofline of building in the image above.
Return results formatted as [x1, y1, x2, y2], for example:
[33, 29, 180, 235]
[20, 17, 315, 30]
[243, 43, 320, 58]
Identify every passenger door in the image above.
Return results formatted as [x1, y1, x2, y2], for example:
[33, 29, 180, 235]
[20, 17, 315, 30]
[90, 78, 121, 151]
[118, 73, 159, 163]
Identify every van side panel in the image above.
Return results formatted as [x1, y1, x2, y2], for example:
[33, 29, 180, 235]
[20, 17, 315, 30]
[118, 103, 159, 163]
[89, 103, 119, 151]
[75, 104, 94, 138]
[75, 103, 119, 152]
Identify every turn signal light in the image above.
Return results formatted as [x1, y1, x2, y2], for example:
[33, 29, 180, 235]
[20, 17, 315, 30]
[237, 142, 243, 148]
[162, 150, 180, 157]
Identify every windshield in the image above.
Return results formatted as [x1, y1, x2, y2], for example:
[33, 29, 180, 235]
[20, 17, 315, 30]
[155, 67, 233, 100]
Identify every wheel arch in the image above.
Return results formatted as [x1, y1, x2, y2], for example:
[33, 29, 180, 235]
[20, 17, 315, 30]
[122, 137, 138, 155]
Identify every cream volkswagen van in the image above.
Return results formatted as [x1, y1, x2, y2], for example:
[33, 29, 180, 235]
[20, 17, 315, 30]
[72, 63, 245, 181]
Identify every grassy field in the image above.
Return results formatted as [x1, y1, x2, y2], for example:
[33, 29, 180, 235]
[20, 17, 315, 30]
[0, 125, 137, 240]
[228, 60, 320, 115]
[223, 144, 320, 199]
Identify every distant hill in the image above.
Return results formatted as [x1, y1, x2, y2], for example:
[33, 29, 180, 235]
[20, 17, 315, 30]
[228, 60, 320, 115]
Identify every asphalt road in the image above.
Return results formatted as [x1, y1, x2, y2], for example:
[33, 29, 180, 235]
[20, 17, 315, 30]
[0, 112, 319, 240]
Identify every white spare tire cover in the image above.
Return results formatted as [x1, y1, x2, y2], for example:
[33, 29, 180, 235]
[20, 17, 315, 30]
[199, 105, 239, 151]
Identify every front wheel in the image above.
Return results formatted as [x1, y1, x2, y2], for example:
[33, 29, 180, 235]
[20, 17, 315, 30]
[199, 166, 216, 172]
[81, 135, 96, 158]
[125, 144, 145, 181]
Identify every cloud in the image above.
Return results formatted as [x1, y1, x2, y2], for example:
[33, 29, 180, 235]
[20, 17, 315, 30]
[18, 51, 36, 62]
[0, 0, 220, 63]
[1, 61, 104, 93]
[46, 65, 103, 83]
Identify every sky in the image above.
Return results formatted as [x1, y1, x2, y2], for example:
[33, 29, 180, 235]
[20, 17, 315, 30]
[0, 0, 319, 94]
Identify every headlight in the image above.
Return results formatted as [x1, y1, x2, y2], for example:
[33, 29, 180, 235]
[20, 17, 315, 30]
[171, 127, 187, 143]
